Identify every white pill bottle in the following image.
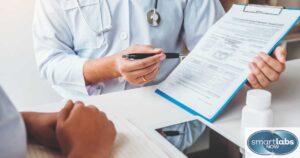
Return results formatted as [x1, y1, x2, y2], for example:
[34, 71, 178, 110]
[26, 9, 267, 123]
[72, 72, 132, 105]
[241, 89, 273, 138]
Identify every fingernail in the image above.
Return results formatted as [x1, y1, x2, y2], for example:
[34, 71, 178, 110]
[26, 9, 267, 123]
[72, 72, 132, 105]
[160, 54, 166, 61]
[281, 54, 286, 61]
[75, 101, 84, 105]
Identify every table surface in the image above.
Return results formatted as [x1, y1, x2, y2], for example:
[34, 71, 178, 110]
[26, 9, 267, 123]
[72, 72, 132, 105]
[20, 59, 300, 150]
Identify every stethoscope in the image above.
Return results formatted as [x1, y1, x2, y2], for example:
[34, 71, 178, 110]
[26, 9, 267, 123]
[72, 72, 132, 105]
[76, 0, 161, 37]
[147, 0, 161, 27]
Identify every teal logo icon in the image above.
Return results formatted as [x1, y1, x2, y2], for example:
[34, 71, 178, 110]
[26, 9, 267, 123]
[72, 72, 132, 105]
[247, 130, 298, 155]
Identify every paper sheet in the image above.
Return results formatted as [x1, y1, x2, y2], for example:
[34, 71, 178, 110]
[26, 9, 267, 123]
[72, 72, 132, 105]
[157, 5, 300, 122]
[27, 115, 175, 158]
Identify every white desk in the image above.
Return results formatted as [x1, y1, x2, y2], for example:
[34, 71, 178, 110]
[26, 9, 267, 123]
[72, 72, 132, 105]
[20, 59, 300, 151]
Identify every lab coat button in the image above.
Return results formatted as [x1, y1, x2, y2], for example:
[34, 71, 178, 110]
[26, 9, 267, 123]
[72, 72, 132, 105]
[120, 32, 128, 40]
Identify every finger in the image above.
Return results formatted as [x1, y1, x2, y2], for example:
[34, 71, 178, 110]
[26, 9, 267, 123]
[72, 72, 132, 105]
[259, 52, 285, 73]
[249, 62, 270, 88]
[72, 101, 85, 111]
[74, 101, 85, 106]
[57, 100, 74, 122]
[143, 45, 154, 48]
[272, 46, 287, 63]
[136, 66, 159, 84]
[253, 56, 280, 82]
[126, 45, 163, 54]
[126, 63, 158, 78]
[143, 66, 160, 81]
[64, 101, 86, 122]
[108, 120, 115, 126]
[122, 53, 165, 72]
[247, 73, 262, 89]
[98, 111, 108, 121]
[135, 76, 148, 85]
[86, 105, 100, 112]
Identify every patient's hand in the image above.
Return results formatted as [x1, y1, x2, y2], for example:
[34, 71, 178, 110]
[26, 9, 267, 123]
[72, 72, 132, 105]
[21, 112, 59, 149]
[56, 100, 116, 158]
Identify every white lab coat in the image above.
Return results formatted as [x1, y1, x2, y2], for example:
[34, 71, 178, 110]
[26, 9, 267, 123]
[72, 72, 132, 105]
[0, 86, 27, 158]
[33, 0, 225, 99]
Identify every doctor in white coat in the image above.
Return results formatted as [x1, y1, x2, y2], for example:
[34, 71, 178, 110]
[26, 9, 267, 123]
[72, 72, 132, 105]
[33, 0, 226, 98]
[33, 0, 287, 151]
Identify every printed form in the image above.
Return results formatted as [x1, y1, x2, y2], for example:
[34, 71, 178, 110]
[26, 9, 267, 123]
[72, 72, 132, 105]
[157, 5, 300, 122]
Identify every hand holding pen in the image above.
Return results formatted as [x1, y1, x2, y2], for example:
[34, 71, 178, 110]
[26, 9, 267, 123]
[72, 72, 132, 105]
[115, 45, 166, 85]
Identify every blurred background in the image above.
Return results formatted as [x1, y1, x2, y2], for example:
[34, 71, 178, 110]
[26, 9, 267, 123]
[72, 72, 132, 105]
[0, 0, 299, 109]
[0, 0, 62, 108]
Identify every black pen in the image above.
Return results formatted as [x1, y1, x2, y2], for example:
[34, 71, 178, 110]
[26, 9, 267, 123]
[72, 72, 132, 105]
[122, 53, 180, 60]
[162, 130, 184, 137]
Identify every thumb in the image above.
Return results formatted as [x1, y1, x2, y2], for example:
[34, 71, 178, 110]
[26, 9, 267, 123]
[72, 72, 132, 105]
[132, 45, 163, 54]
[57, 100, 74, 123]
[273, 47, 287, 63]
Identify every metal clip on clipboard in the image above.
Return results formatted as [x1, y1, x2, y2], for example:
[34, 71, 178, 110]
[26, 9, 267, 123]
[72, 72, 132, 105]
[243, 4, 285, 15]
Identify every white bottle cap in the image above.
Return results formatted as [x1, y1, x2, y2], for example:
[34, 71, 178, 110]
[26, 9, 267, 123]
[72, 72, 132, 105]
[246, 89, 271, 110]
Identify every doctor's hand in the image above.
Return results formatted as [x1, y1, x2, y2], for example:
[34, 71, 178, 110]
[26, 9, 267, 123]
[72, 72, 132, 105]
[116, 45, 166, 85]
[247, 46, 287, 89]
[56, 100, 116, 158]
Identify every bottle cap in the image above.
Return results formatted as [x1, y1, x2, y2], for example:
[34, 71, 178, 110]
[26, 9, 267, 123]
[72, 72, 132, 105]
[246, 89, 272, 110]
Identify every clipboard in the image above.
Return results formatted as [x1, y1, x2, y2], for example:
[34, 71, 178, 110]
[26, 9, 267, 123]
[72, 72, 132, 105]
[155, 4, 300, 123]
[243, 4, 284, 15]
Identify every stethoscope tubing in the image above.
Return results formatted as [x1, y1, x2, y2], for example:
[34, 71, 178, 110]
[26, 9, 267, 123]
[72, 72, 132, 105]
[76, 0, 160, 36]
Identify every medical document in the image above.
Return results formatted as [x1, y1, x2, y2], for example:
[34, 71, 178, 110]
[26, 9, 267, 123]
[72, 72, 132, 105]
[156, 5, 300, 122]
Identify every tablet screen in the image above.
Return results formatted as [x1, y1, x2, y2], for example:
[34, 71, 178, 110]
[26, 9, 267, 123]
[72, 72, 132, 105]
[155, 119, 206, 156]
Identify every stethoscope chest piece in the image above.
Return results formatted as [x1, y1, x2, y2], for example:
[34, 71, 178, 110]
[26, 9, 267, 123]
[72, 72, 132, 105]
[147, 9, 161, 27]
